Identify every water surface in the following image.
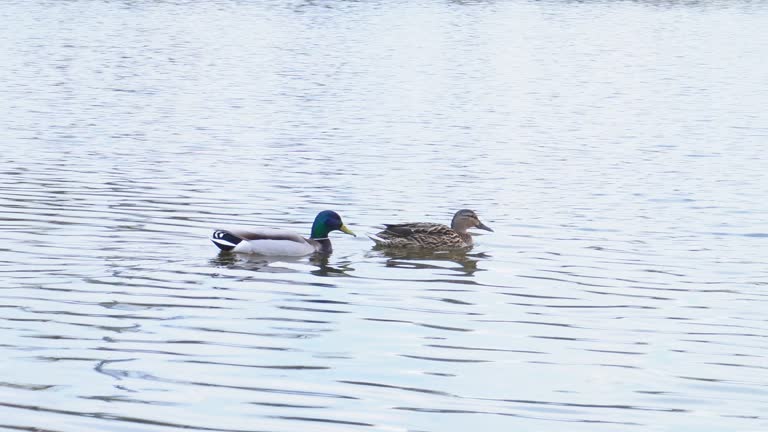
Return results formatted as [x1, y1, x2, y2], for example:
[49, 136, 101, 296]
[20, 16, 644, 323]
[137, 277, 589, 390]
[1, 1, 767, 431]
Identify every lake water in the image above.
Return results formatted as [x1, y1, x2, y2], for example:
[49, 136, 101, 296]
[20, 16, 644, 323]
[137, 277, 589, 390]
[1, 0, 767, 431]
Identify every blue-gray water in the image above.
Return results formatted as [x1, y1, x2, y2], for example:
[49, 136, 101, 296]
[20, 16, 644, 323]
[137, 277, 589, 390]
[1, 1, 767, 431]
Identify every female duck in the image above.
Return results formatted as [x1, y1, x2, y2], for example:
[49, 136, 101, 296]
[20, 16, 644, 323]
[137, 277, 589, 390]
[369, 209, 493, 249]
[211, 210, 355, 256]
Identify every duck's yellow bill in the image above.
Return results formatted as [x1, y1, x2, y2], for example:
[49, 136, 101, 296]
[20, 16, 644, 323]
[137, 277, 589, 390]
[340, 224, 356, 237]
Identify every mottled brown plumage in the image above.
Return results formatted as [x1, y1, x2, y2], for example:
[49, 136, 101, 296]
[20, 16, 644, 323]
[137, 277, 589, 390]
[369, 209, 493, 249]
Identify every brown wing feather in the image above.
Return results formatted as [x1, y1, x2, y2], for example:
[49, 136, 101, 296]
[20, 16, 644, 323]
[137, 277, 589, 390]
[381, 222, 451, 237]
[374, 223, 469, 249]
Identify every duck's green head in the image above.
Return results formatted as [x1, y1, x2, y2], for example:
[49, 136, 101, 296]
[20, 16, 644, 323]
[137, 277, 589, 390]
[310, 210, 356, 239]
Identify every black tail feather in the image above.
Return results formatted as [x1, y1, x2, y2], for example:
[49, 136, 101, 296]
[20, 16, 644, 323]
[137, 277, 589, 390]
[211, 230, 242, 252]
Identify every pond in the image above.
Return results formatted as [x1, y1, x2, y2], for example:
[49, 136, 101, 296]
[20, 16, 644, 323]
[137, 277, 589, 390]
[1, 0, 767, 431]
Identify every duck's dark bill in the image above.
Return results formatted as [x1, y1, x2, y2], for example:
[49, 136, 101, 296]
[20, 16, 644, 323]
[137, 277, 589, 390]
[477, 222, 493, 232]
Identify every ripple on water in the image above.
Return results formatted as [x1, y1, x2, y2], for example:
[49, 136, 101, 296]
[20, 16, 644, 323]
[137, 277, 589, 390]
[2, 0, 768, 431]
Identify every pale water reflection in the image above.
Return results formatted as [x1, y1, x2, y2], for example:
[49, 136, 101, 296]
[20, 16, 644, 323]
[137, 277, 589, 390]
[371, 249, 488, 277]
[212, 253, 355, 277]
[1, 0, 767, 431]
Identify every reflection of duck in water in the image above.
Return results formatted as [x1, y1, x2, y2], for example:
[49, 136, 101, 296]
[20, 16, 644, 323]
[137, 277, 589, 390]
[369, 209, 493, 249]
[376, 248, 488, 276]
[209, 251, 354, 276]
[210, 248, 353, 276]
[211, 210, 355, 256]
[308, 254, 353, 277]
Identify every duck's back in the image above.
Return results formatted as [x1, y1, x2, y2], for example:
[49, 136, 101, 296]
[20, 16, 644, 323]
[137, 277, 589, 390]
[373, 222, 469, 249]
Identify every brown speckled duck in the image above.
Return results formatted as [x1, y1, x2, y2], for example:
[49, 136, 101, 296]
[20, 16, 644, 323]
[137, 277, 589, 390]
[369, 209, 493, 249]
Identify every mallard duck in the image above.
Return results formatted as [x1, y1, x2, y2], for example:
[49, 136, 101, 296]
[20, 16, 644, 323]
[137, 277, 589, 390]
[369, 209, 493, 249]
[211, 210, 355, 256]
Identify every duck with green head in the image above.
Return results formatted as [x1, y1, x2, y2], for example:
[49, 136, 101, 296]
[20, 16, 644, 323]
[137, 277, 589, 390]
[369, 209, 493, 249]
[212, 210, 355, 256]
